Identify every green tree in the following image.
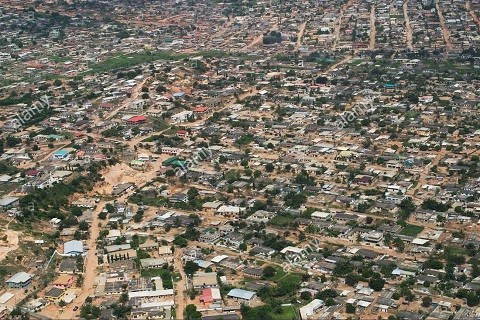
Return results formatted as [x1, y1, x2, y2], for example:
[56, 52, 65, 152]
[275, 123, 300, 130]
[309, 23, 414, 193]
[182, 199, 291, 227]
[300, 291, 311, 300]
[422, 296, 432, 307]
[262, 265, 276, 278]
[369, 275, 386, 291]
[184, 261, 199, 276]
[185, 304, 202, 320]
[266, 163, 274, 172]
[346, 303, 356, 314]
[78, 221, 89, 231]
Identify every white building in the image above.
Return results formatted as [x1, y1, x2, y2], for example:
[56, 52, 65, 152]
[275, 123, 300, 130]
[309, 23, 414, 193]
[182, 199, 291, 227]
[171, 110, 193, 123]
[300, 299, 324, 319]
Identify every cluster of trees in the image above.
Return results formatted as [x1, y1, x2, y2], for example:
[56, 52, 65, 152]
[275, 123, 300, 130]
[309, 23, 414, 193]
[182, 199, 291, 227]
[294, 170, 316, 186]
[0, 160, 20, 175]
[421, 199, 450, 212]
[185, 304, 202, 320]
[172, 214, 201, 247]
[263, 31, 282, 45]
[141, 264, 174, 289]
[101, 126, 125, 137]
[18, 162, 106, 223]
[457, 289, 480, 306]
[283, 191, 307, 208]
[80, 303, 100, 319]
[335, 260, 386, 291]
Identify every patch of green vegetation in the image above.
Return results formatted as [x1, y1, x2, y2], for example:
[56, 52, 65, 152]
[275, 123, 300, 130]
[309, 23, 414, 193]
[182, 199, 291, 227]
[0, 182, 21, 197]
[140, 268, 173, 289]
[348, 58, 364, 66]
[0, 161, 19, 176]
[129, 193, 167, 207]
[0, 92, 34, 106]
[0, 266, 12, 282]
[49, 55, 72, 63]
[163, 126, 178, 136]
[0, 78, 16, 87]
[172, 272, 182, 282]
[236, 134, 254, 145]
[399, 224, 424, 236]
[84, 51, 186, 75]
[267, 266, 287, 282]
[269, 305, 297, 320]
[443, 245, 467, 256]
[152, 119, 170, 132]
[83, 50, 249, 75]
[405, 111, 420, 119]
[268, 214, 295, 228]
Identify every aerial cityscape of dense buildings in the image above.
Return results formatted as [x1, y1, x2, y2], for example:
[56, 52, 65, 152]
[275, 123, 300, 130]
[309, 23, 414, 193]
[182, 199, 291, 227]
[0, 0, 480, 319]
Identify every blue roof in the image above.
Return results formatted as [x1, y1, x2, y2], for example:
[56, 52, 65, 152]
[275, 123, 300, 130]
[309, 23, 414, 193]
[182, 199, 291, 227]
[227, 288, 255, 300]
[54, 149, 69, 156]
[48, 134, 64, 139]
[64, 240, 84, 255]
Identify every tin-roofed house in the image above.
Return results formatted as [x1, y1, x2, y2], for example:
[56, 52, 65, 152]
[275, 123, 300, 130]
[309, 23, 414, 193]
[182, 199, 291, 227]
[63, 240, 84, 256]
[6, 272, 34, 288]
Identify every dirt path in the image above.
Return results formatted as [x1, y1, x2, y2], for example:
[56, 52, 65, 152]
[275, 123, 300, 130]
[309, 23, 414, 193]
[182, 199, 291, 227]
[332, 0, 354, 50]
[466, 1, 480, 28]
[407, 149, 447, 198]
[244, 33, 264, 50]
[369, 5, 376, 50]
[403, 0, 414, 50]
[37, 142, 71, 162]
[173, 248, 187, 319]
[295, 21, 307, 51]
[105, 77, 149, 121]
[326, 55, 352, 73]
[182, 88, 258, 128]
[0, 220, 19, 262]
[243, 23, 278, 50]
[57, 201, 105, 319]
[435, 0, 453, 50]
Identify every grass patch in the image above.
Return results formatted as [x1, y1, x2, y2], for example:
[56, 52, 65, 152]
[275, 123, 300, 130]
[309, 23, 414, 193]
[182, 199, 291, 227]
[0, 182, 21, 197]
[405, 111, 420, 119]
[84, 51, 187, 75]
[129, 194, 167, 207]
[268, 214, 296, 227]
[267, 266, 287, 282]
[399, 224, 424, 236]
[83, 50, 248, 75]
[269, 305, 298, 320]
[49, 55, 72, 63]
[140, 268, 173, 289]
[443, 246, 467, 256]
[172, 272, 182, 282]
[278, 273, 302, 284]
[163, 126, 178, 136]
